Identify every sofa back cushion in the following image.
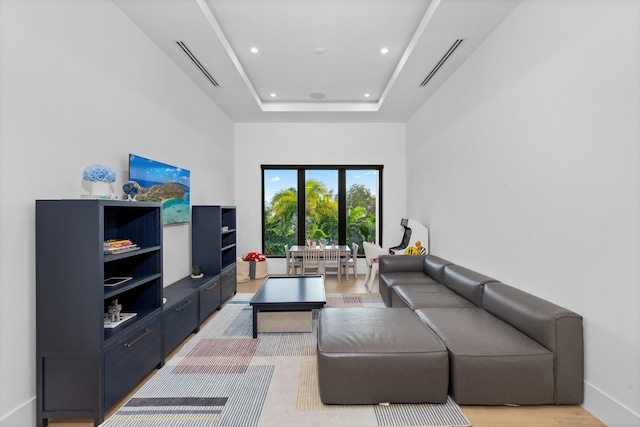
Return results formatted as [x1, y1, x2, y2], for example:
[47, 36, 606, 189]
[482, 282, 584, 404]
[422, 255, 452, 283]
[442, 265, 497, 307]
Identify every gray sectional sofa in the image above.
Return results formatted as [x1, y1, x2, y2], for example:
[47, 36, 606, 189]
[378, 254, 584, 406]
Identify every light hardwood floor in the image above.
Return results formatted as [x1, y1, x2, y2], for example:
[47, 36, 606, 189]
[50, 274, 605, 427]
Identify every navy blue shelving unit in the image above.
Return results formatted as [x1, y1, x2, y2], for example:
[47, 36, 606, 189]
[191, 205, 237, 303]
[36, 200, 164, 427]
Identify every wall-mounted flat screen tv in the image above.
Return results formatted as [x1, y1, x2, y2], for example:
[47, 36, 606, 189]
[129, 154, 190, 225]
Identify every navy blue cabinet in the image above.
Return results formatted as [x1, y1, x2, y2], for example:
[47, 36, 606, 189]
[162, 285, 199, 358]
[192, 205, 237, 303]
[36, 200, 163, 427]
[168, 274, 221, 324]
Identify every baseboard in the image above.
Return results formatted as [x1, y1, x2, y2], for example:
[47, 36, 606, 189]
[583, 380, 640, 427]
[0, 397, 36, 427]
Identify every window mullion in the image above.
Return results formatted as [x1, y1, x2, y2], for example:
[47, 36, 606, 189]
[297, 168, 306, 245]
[338, 169, 346, 244]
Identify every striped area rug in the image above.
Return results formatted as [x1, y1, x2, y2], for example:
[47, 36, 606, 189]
[101, 293, 471, 427]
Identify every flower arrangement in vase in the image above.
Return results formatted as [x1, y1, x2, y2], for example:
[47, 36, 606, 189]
[82, 164, 116, 199]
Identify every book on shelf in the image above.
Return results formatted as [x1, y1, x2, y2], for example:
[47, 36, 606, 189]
[103, 239, 139, 254]
[104, 245, 139, 255]
[104, 239, 133, 247]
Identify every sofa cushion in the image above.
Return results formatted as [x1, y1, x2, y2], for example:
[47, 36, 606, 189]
[393, 283, 476, 310]
[442, 264, 497, 307]
[422, 255, 453, 283]
[482, 282, 584, 404]
[318, 308, 449, 404]
[416, 307, 555, 405]
[379, 255, 428, 307]
[379, 271, 439, 307]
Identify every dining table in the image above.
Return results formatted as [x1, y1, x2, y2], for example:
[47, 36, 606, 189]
[288, 245, 351, 277]
[289, 244, 351, 258]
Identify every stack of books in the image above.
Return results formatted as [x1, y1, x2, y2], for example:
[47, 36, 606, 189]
[103, 239, 139, 255]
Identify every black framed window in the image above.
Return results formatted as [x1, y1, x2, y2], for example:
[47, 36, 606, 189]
[262, 165, 383, 257]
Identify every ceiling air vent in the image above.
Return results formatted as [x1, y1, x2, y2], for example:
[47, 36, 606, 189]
[420, 39, 464, 87]
[175, 40, 220, 87]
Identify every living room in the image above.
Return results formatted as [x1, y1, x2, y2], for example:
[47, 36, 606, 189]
[1, 1, 638, 426]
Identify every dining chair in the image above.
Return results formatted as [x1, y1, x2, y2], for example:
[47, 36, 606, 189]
[341, 242, 359, 280]
[284, 244, 302, 276]
[302, 248, 321, 275]
[323, 247, 341, 282]
[363, 242, 388, 291]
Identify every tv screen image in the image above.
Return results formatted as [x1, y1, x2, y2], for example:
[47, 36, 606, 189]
[129, 154, 191, 225]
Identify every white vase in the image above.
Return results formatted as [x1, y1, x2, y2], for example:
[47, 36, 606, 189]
[89, 181, 111, 198]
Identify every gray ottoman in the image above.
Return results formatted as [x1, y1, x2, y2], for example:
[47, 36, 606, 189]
[317, 307, 449, 404]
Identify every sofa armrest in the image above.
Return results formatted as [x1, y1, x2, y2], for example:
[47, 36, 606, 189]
[379, 255, 426, 273]
[483, 282, 584, 404]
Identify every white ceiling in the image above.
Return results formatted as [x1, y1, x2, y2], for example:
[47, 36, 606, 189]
[113, 0, 520, 123]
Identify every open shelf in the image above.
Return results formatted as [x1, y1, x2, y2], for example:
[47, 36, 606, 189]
[104, 273, 162, 300]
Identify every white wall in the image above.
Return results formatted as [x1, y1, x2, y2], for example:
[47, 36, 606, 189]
[406, 1, 639, 426]
[0, 1, 234, 425]
[3, 0, 635, 425]
[234, 123, 407, 274]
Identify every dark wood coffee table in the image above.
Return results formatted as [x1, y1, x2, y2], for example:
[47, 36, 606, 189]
[250, 275, 326, 338]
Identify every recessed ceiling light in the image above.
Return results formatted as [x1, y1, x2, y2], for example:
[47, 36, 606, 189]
[380, 47, 389, 54]
[270, 93, 276, 97]
[364, 93, 371, 98]
[314, 47, 325, 54]
[310, 92, 326, 100]
[250, 47, 259, 54]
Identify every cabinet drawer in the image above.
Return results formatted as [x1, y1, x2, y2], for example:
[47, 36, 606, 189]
[104, 316, 162, 410]
[221, 265, 236, 302]
[199, 276, 221, 323]
[163, 294, 198, 356]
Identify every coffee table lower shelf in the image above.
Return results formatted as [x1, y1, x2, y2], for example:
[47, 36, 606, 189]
[250, 276, 326, 338]
[257, 310, 313, 333]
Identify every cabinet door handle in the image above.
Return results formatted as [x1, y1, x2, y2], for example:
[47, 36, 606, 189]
[124, 328, 151, 348]
[205, 282, 218, 291]
[175, 300, 192, 312]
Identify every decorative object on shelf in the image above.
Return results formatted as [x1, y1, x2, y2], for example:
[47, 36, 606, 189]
[123, 180, 141, 201]
[82, 164, 116, 199]
[190, 265, 203, 278]
[106, 299, 122, 322]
